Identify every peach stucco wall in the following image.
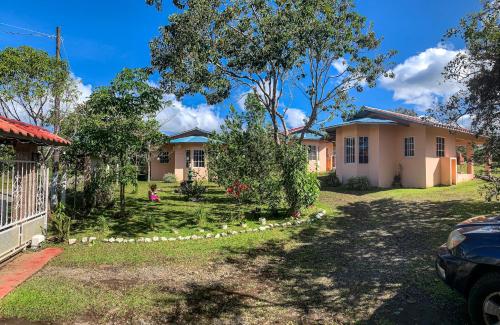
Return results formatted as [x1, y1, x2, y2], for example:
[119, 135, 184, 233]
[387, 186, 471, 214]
[303, 139, 334, 173]
[151, 143, 208, 182]
[335, 122, 480, 188]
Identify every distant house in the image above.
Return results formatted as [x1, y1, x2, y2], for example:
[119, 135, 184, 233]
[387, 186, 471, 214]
[150, 127, 335, 182]
[324, 106, 488, 188]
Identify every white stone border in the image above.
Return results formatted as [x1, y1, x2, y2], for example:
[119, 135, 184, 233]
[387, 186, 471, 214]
[68, 210, 326, 245]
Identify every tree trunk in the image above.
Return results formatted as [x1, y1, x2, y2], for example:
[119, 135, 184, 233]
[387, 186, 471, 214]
[119, 183, 126, 215]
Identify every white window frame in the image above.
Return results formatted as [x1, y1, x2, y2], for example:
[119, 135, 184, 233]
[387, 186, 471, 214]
[307, 145, 318, 161]
[436, 137, 445, 157]
[404, 137, 415, 157]
[344, 137, 355, 164]
[358, 136, 368, 164]
[193, 150, 205, 167]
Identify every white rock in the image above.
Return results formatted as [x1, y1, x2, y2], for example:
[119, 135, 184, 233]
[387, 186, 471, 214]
[109, 238, 116, 243]
[31, 234, 45, 248]
[89, 237, 97, 242]
[168, 237, 176, 241]
[161, 237, 168, 241]
[222, 224, 228, 230]
[128, 239, 135, 243]
[205, 234, 213, 238]
[230, 231, 238, 235]
[259, 217, 266, 225]
[214, 234, 221, 238]
[259, 226, 266, 231]
[103, 238, 109, 242]
[68, 238, 77, 245]
[116, 238, 124, 243]
[191, 235, 198, 240]
[199, 229, 205, 233]
[81, 237, 88, 243]
[153, 236, 159, 242]
[137, 237, 145, 242]
[221, 232, 227, 237]
[145, 238, 152, 243]
[241, 223, 247, 228]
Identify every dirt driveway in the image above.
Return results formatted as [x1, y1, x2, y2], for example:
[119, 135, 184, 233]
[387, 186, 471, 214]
[3, 185, 499, 324]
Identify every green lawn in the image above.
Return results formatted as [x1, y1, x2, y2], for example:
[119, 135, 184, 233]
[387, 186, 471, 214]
[1, 179, 499, 324]
[70, 181, 326, 239]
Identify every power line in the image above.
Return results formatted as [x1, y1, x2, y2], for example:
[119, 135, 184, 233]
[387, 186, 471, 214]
[60, 37, 72, 72]
[0, 22, 55, 38]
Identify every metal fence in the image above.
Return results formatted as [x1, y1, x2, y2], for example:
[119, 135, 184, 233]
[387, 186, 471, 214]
[0, 161, 49, 262]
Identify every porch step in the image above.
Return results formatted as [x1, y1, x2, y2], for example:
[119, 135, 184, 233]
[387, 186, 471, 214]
[0, 247, 63, 299]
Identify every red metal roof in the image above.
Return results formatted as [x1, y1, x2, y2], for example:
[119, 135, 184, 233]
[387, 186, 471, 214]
[0, 116, 70, 146]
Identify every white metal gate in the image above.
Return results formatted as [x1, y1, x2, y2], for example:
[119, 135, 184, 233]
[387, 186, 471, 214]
[0, 161, 49, 262]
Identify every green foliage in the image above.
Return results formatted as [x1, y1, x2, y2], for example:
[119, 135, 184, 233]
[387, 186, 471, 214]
[346, 176, 371, 191]
[280, 143, 320, 215]
[195, 207, 208, 228]
[83, 163, 115, 210]
[438, 0, 499, 154]
[393, 107, 418, 117]
[50, 203, 73, 242]
[0, 46, 77, 127]
[96, 215, 110, 235]
[163, 173, 177, 183]
[480, 176, 500, 202]
[144, 215, 158, 231]
[177, 181, 207, 201]
[149, 0, 393, 141]
[327, 170, 341, 187]
[208, 95, 283, 207]
[61, 68, 163, 214]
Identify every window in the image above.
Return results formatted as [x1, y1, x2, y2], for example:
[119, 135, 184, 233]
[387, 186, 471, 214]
[307, 145, 318, 161]
[358, 137, 369, 164]
[436, 137, 445, 157]
[404, 137, 415, 157]
[158, 151, 169, 164]
[193, 150, 205, 167]
[185, 150, 191, 168]
[344, 137, 355, 163]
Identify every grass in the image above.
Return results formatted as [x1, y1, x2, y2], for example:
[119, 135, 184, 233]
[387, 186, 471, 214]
[1, 178, 499, 323]
[68, 181, 323, 239]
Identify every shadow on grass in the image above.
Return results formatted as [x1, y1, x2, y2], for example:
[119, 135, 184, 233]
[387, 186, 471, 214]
[156, 198, 499, 323]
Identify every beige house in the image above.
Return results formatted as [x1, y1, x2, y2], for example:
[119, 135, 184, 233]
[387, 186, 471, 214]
[150, 127, 335, 182]
[325, 107, 488, 188]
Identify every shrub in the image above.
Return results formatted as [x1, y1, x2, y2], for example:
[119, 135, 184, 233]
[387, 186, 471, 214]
[327, 170, 341, 187]
[280, 143, 320, 216]
[50, 203, 73, 242]
[480, 175, 500, 202]
[163, 173, 177, 183]
[346, 176, 371, 191]
[96, 215, 109, 235]
[177, 181, 207, 200]
[195, 207, 208, 228]
[145, 215, 158, 231]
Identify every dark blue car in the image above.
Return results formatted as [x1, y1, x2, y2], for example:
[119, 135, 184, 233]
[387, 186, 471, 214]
[436, 215, 500, 325]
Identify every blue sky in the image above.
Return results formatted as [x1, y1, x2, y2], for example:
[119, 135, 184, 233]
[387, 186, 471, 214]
[0, 0, 479, 132]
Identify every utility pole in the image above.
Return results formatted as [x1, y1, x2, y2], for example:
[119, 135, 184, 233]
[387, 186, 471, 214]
[51, 26, 61, 208]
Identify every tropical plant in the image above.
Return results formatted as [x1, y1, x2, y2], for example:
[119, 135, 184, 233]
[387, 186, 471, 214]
[346, 176, 371, 191]
[145, 215, 158, 231]
[480, 176, 500, 202]
[163, 173, 177, 183]
[327, 170, 341, 187]
[177, 181, 207, 201]
[96, 215, 110, 235]
[195, 207, 208, 228]
[50, 203, 73, 242]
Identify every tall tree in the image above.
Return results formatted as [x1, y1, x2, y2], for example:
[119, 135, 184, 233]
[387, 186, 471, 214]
[0, 46, 77, 129]
[64, 68, 163, 214]
[438, 0, 499, 154]
[148, 0, 392, 143]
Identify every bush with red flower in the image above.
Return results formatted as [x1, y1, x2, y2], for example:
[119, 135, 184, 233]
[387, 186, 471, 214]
[226, 180, 250, 202]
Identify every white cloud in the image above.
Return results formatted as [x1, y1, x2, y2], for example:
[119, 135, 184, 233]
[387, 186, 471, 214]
[72, 74, 92, 104]
[380, 46, 463, 110]
[457, 114, 472, 129]
[157, 94, 223, 133]
[332, 58, 348, 74]
[285, 108, 307, 128]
